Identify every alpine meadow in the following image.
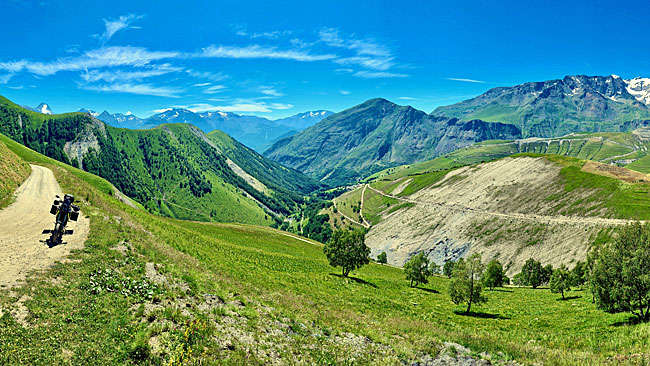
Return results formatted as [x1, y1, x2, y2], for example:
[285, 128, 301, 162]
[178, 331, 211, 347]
[2, 1, 650, 365]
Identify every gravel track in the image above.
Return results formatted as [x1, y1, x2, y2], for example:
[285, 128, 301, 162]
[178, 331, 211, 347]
[0, 165, 89, 289]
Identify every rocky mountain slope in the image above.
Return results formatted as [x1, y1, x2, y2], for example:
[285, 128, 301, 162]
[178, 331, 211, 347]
[264, 98, 521, 186]
[333, 155, 650, 274]
[0, 95, 320, 224]
[433, 74, 650, 137]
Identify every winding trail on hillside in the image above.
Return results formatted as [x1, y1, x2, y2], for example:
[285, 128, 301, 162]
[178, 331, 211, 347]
[365, 184, 640, 227]
[0, 165, 89, 289]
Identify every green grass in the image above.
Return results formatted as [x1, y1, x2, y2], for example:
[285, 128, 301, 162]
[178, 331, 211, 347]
[2, 135, 650, 365]
[0, 140, 30, 209]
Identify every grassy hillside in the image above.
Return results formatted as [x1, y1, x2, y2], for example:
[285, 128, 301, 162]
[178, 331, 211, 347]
[0, 135, 649, 365]
[0, 140, 30, 208]
[0, 95, 320, 225]
[367, 130, 650, 182]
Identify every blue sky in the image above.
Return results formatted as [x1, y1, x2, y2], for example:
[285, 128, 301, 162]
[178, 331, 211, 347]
[1, 0, 650, 119]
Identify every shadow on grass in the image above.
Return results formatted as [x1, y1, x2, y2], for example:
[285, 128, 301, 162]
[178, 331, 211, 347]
[556, 295, 582, 301]
[610, 316, 644, 327]
[329, 273, 378, 288]
[453, 310, 510, 320]
[489, 288, 513, 293]
[415, 287, 440, 294]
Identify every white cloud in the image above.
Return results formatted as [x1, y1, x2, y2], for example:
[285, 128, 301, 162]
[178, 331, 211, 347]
[234, 26, 292, 39]
[193, 82, 211, 87]
[203, 85, 226, 94]
[335, 56, 394, 71]
[153, 108, 172, 113]
[97, 14, 144, 43]
[339, 90, 351, 95]
[0, 74, 14, 84]
[187, 100, 294, 113]
[269, 103, 294, 110]
[353, 70, 408, 79]
[398, 96, 419, 100]
[0, 46, 178, 76]
[259, 86, 283, 97]
[198, 45, 336, 62]
[81, 65, 179, 83]
[6, 85, 23, 90]
[81, 82, 183, 98]
[445, 77, 486, 84]
[319, 28, 390, 57]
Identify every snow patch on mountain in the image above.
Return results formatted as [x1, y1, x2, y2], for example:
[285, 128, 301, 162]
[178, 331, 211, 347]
[625, 77, 650, 105]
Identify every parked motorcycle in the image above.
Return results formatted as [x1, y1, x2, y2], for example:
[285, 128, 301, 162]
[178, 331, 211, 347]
[45, 194, 80, 245]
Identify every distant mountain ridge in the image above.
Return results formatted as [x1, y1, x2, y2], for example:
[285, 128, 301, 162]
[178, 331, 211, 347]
[78, 108, 333, 152]
[433, 74, 650, 137]
[264, 98, 521, 186]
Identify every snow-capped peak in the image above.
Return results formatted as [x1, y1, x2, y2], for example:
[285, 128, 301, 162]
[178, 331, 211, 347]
[36, 103, 53, 115]
[624, 77, 650, 105]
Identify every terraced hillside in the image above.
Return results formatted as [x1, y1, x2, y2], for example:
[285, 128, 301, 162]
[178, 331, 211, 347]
[331, 154, 650, 275]
[1, 133, 650, 366]
[0, 95, 320, 224]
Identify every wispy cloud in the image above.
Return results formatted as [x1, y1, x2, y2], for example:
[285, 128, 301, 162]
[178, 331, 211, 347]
[81, 65, 180, 83]
[6, 85, 24, 90]
[96, 14, 144, 43]
[234, 25, 292, 39]
[259, 86, 283, 97]
[193, 82, 211, 87]
[445, 77, 485, 84]
[186, 100, 294, 113]
[0, 46, 178, 76]
[0, 74, 14, 84]
[198, 45, 336, 62]
[398, 96, 419, 100]
[353, 70, 408, 79]
[81, 82, 183, 98]
[339, 90, 351, 95]
[203, 85, 226, 94]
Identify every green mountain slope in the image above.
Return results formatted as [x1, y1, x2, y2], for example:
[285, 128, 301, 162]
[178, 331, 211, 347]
[0, 95, 320, 224]
[367, 129, 650, 181]
[0, 133, 647, 365]
[264, 98, 521, 186]
[433, 75, 650, 137]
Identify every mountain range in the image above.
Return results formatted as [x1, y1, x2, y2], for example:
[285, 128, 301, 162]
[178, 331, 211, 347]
[433, 75, 650, 137]
[265, 75, 650, 186]
[77, 107, 333, 152]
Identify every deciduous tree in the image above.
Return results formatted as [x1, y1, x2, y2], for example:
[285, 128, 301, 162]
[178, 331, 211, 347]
[404, 253, 432, 287]
[590, 224, 650, 321]
[449, 254, 486, 313]
[377, 251, 388, 265]
[549, 265, 571, 299]
[324, 229, 370, 277]
[483, 259, 505, 290]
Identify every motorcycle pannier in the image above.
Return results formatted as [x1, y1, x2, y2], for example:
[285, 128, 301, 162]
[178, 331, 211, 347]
[69, 211, 79, 221]
[50, 205, 58, 215]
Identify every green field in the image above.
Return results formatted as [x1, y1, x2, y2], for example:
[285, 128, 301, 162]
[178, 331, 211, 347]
[1, 134, 650, 365]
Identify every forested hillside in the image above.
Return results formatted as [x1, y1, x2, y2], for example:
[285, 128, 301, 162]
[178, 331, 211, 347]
[0, 95, 320, 224]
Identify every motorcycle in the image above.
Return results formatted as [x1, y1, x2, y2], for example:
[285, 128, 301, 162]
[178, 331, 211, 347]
[44, 194, 80, 245]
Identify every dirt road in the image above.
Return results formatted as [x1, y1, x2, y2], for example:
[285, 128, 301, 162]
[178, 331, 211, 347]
[0, 165, 89, 289]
